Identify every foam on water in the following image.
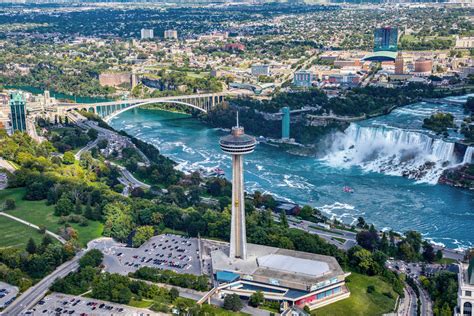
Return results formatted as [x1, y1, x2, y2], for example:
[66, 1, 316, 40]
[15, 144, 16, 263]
[323, 124, 459, 184]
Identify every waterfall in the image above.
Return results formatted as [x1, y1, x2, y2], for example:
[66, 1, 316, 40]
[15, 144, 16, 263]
[463, 147, 474, 164]
[323, 124, 458, 184]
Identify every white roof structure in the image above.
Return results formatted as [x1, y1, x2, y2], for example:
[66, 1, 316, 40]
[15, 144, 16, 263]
[257, 254, 330, 277]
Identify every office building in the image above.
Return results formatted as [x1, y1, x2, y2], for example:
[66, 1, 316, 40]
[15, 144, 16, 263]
[251, 64, 270, 77]
[282, 107, 290, 139]
[140, 28, 154, 40]
[455, 258, 474, 316]
[164, 30, 178, 40]
[9, 92, 26, 132]
[293, 71, 313, 88]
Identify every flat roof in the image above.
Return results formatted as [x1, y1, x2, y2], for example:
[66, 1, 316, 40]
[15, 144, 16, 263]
[211, 243, 344, 291]
[258, 254, 329, 277]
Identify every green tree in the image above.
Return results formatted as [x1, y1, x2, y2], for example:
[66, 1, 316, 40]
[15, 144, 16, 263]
[54, 195, 74, 216]
[79, 249, 104, 268]
[299, 205, 313, 220]
[169, 287, 179, 301]
[279, 210, 289, 228]
[249, 290, 264, 307]
[4, 199, 15, 210]
[26, 238, 37, 254]
[223, 294, 243, 312]
[132, 226, 154, 247]
[62, 151, 75, 165]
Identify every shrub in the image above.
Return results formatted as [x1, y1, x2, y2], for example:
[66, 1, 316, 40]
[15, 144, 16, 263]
[367, 285, 376, 293]
[4, 199, 15, 210]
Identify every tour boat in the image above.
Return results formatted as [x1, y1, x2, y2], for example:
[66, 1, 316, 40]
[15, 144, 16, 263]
[343, 186, 354, 193]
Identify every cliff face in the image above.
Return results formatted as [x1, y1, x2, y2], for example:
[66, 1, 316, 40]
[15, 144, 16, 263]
[439, 164, 474, 190]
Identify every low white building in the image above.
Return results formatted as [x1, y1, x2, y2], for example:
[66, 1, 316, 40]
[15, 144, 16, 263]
[456, 259, 474, 316]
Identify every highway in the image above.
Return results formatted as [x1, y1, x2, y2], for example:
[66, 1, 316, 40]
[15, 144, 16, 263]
[2, 252, 83, 316]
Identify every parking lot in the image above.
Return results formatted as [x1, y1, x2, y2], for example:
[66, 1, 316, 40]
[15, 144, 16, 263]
[0, 281, 18, 309]
[24, 292, 165, 316]
[90, 234, 202, 276]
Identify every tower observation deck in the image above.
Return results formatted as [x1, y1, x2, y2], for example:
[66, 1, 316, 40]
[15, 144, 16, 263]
[219, 115, 256, 260]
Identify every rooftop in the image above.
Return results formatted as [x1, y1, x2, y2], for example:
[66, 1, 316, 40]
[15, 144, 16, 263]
[211, 243, 344, 291]
[362, 51, 397, 62]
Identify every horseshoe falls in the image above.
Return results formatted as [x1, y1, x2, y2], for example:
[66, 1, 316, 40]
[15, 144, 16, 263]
[109, 96, 474, 250]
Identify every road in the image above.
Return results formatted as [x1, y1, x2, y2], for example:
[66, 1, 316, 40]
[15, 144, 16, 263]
[398, 284, 417, 316]
[0, 212, 66, 244]
[74, 138, 99, 160]
[2, 252, 83, 316]
[285, 216, 357, 250]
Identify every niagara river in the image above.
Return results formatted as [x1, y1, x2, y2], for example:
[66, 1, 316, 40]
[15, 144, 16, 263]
[109, 97, 474, 250]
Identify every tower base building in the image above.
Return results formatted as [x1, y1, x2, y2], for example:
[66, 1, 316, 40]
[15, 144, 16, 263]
[211, 243, 350, 311]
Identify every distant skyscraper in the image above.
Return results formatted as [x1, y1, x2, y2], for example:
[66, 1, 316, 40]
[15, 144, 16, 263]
[395, 51, 404, 75]
[219, 114, 256, 260]
[281, 107, 290, 140]
[164, 30, 178, 40]
[140, 28, 154, 40]
[9, 92, 26, 132]
[374, 27, 398, 52]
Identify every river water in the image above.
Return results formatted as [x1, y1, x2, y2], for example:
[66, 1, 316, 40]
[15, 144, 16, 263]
[109, 97, 474, 250]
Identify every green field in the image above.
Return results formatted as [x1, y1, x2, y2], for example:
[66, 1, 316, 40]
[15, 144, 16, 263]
[315, 273, 398, 316]
[0, 188, 103, 247]
[0, 215, 46, 249]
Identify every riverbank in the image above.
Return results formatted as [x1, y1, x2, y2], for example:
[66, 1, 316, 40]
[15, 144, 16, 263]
[108, 108, 474, 250]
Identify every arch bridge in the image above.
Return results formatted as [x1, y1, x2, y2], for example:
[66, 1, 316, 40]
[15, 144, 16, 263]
[56, 93, 226, 122]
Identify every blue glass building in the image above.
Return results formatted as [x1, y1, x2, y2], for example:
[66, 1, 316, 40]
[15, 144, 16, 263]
[9, 92, 27, 132]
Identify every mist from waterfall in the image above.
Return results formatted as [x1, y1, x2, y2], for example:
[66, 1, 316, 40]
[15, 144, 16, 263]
[323, 124, 462, 184]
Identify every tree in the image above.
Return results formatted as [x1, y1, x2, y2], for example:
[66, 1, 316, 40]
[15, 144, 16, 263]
[299, 205, 313, 220]
[169, 287, 179, 301]
[223, 294, 243, 312]
[249, 291, 264, 307]
[4, 199, 15, 210]
[356, 230, 379, 252]
[54, 195, 74, 216]
[422, 242, 436, 263]
[62, 151, 75, 165]
[79, 249, 104, 268]
[279, 210, 289, 228]
[357, 216, 368, 229]
[26, 238, 37, 254]
[132, 226, 154, 247]
[436, 250, 443, 262]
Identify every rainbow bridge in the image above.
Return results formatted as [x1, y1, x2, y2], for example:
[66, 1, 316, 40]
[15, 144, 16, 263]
[56, 93, 226, 122]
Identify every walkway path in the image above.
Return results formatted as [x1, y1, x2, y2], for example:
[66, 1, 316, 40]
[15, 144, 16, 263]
[0, 212, 66, 244]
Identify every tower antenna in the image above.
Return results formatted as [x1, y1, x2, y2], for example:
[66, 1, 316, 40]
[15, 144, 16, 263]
[236, 111, 239, 128]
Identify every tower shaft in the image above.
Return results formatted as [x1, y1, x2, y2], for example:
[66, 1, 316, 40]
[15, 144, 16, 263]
[230, 154, 247, 260]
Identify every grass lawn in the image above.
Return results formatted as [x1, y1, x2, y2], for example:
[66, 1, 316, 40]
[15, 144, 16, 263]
[0, 188, 103, 247]
[315, 273, 398, 316]
[129, 298, 154, 308]
[0, 215, 46, 249]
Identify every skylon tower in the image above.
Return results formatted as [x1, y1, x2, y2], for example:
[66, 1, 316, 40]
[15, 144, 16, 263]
[219, 114, 256, 260]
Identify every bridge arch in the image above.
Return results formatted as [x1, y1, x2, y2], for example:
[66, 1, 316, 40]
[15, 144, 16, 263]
[103, 99, 208, 122]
